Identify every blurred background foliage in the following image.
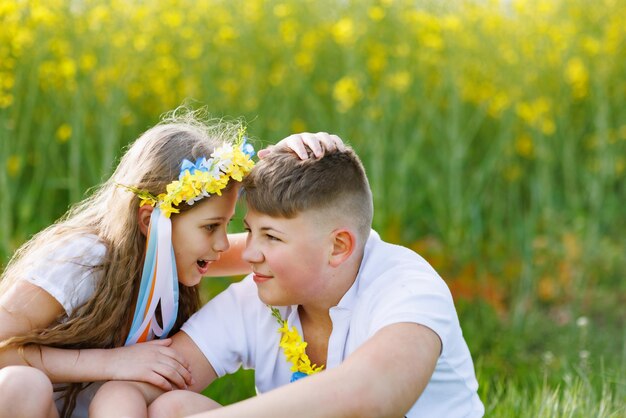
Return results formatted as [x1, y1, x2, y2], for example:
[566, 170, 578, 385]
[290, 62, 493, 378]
[1, 0, 624, 415]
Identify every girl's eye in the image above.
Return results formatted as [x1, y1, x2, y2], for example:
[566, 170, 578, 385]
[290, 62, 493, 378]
[204, 224, 219, 232]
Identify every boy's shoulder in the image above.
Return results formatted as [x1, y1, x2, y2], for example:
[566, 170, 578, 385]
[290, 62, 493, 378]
[359, 230, 445, 284]
[345, 231, 459, 347]
[352, 230, 453, 309]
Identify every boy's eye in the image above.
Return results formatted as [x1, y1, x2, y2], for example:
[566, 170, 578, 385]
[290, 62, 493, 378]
[266, 234, 280, 242]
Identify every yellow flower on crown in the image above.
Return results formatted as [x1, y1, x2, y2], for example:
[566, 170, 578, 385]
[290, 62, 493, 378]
[119, 133, 255, 217]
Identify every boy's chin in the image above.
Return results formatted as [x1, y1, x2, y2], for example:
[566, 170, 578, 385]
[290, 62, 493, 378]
[257, 291, 291, 307]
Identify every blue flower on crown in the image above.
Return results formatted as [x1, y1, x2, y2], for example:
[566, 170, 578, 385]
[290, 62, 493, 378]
[180, 157, 207, 178]
[241, 137, 255, 158]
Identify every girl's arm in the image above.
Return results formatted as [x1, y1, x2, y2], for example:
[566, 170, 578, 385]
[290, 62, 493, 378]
[204, 232, 249, 277]
[0, 281, 191, 391]
[0, 280, 65, 341]
[90, 331, 219, 417]
[257, 132, 345, 159]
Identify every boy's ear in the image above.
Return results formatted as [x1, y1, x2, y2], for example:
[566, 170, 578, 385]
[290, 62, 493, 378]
[137, 205, 154, 236]
[329, 229, 356, 267]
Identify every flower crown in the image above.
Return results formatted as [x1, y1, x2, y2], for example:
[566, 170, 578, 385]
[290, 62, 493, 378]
[120, 130, 255, 218]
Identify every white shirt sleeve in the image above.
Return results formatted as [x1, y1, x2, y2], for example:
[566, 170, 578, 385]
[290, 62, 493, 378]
[22, 234, 106, 317]
[181, 277, 258, 377]
[366, 272, 456, 348]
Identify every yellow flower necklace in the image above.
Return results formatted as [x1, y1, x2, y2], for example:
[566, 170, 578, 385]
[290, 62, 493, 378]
[269, 306, 324, 382]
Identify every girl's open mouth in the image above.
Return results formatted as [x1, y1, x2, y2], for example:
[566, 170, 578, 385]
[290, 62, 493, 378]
[197, 259, 212, 274]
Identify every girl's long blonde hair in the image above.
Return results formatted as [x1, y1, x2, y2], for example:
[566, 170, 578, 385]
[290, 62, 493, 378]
[0, 108, 245, 417]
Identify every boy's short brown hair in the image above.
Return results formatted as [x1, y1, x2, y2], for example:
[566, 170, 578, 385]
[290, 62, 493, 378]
[243, 146, 373, 244]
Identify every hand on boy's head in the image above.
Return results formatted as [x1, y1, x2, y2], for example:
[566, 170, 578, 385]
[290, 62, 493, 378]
[258, 132, 345, 160]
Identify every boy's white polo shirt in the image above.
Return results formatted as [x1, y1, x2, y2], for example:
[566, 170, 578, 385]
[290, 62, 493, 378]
[183, 230, 484, 417]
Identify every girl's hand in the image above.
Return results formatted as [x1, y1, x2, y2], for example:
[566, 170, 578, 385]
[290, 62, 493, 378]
[258, 132, 346, 160]
[105, 338, 194, 392]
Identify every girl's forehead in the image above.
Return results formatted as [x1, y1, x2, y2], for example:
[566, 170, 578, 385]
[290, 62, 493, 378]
[175, 188, 239, 220]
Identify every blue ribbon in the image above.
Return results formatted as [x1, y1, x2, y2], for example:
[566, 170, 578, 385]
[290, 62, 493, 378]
[125, 207, 179, 345]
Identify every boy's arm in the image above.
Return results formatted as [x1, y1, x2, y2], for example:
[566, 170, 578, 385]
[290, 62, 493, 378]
[89, 330, 219, 417]
[187, 322, 440, 418]
[0, 281, 192, 390]
[165, 331, 219, 393]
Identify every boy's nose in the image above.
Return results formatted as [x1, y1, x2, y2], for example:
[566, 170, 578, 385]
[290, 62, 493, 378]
[242, 240, 263, 263]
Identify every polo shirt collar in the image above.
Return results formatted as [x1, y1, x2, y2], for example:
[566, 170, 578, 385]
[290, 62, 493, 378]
[333, 229, 379, 312]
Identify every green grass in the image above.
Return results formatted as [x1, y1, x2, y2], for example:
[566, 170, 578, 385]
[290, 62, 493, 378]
[201, 364, 626, 417]
[482, 372, 626, 417]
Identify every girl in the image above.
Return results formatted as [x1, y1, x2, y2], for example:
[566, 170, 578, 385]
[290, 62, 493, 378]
[0, 105, 339, 418]
[0, 109, 252, 418]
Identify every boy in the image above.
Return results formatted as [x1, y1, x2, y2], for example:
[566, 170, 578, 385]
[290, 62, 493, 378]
[91, 141, 484, 417]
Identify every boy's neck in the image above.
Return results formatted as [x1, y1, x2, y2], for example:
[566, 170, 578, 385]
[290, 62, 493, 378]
[299, 248, 364, 325]
[298, 304, 331, 368]
[298, 304, 332, 330]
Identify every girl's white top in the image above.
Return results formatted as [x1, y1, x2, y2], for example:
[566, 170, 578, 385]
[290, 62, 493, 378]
[22, 234, 107, 418]
[24, 234, 106, 317]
